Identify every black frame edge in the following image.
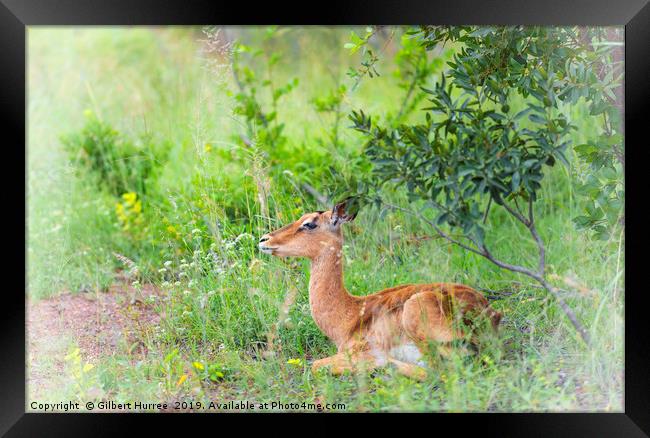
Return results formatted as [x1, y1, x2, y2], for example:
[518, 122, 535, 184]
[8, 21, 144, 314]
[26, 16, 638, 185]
[0, 0, 26, 435]
[624, 1, 650, 435]
[2, 0, 648, 435]
[0, 0, 648, 25]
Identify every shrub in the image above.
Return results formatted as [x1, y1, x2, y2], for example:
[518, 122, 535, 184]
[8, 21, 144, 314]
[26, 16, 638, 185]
[62, 111, 169, 197]
[345, 26, 625, 346]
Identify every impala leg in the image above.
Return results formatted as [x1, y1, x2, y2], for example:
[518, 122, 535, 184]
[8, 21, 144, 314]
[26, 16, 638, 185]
[311, 355, 338, 373]
[402, 291, 467, 360]
[311, 351, 377, 375]
[387, 357, 427, 381]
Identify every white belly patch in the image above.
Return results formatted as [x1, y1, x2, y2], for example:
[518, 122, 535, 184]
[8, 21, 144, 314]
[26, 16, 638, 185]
[368, 341, 427, 368]
[389, 342, 426, 366]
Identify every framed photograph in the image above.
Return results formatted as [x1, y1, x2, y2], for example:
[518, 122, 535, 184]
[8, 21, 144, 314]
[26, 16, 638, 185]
[4, 0, 648, 434]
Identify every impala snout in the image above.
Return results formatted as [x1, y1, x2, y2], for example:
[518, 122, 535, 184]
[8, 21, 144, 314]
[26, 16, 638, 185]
[258, 234, 276, 254]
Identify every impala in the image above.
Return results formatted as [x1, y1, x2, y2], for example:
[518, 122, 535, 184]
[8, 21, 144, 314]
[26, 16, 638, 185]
[258, 198, 502, 379]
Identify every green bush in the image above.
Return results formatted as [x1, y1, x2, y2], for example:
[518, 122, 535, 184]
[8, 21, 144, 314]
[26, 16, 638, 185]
[62, 111, 169, 197]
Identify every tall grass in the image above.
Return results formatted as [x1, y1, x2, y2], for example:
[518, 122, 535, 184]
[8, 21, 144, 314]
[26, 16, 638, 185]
[27, 26, 623, 411]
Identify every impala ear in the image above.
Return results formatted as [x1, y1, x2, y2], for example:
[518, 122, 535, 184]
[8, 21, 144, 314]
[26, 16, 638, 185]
[330, 197, 359, 228]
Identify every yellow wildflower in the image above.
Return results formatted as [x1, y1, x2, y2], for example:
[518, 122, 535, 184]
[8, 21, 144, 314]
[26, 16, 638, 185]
[64, 348, 81, 361]
[204, 143, 213, 153]
[192, 361, 205, 371]
[287, 358, 303, 367]
[176, 374, 187, 387]
[122, 192, 137, 206]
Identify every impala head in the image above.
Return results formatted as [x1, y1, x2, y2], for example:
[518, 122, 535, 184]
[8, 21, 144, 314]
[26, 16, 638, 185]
[258, 198, 358, 259]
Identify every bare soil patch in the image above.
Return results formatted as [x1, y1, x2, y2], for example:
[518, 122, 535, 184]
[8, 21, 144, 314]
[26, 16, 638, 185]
[27, 280, 165, 401]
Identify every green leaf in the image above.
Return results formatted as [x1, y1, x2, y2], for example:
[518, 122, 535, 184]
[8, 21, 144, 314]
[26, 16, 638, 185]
[529, 114, 546, 124]
[511, 172, 520, 190]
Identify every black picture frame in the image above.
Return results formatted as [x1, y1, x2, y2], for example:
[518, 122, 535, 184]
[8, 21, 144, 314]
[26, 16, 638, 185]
[4, 0, 648, 435]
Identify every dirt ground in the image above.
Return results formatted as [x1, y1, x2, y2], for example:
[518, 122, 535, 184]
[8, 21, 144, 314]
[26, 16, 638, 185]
[27, 281, 164, 403]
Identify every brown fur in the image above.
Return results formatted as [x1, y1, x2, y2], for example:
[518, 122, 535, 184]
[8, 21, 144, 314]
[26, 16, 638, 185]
[259, 208, 501, 379]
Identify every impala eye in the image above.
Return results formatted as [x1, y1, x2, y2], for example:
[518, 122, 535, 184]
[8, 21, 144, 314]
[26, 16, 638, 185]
[302, 222, 317, 230]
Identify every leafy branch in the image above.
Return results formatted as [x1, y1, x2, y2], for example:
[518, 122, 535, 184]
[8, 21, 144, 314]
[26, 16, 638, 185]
[344, 26, 621, 346]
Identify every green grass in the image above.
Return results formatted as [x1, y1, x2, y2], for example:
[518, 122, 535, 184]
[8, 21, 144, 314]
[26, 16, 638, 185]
[27, 26, 623, 412]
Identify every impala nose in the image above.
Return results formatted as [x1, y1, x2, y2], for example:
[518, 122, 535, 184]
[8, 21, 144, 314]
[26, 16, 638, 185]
[259, 235, 270, 244]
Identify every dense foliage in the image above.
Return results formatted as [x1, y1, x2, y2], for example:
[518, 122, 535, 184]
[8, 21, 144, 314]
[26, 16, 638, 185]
[62, 112, 170, 196]
[346, 26, 624, 344]
[351, 26, 623, 241]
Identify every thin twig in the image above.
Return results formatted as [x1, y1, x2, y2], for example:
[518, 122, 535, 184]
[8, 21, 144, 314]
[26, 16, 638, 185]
[482, 197, 492, 224]
[301, 183, 330, 207]
[526, 198, 546, 275]
[502, 199, 529, 226]
[382, 203, 486, 257]
[395, 73, 419, 123]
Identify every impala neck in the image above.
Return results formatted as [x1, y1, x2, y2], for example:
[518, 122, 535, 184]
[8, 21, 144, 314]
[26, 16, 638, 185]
[308, 244, 359, 348]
